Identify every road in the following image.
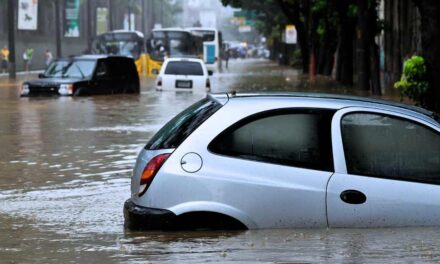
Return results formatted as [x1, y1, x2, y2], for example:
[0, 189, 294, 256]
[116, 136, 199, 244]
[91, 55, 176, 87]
[1, 59, 438, 263]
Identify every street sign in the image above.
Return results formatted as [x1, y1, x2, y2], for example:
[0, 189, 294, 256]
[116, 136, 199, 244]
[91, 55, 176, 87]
[239, 26, 252, 33]
[285, 25, 297, 44]
[65, 0, 80, 37]
[18, 0, 38, 30]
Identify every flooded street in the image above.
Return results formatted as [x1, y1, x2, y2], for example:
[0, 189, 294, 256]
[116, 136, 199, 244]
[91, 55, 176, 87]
[0, 59, 436, 263]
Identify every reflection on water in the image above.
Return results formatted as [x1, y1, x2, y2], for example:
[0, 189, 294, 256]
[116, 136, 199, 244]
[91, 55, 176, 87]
[0, 60, 424, 263]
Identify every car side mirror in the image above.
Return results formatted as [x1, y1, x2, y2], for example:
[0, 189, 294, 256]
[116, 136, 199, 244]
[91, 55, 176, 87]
[38, 73, 45, 78]
[152, 69, 159, 75]
[208, 70, 213, 76]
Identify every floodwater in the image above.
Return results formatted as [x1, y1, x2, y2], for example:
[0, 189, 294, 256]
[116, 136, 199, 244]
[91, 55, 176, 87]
[0, 59, 434, 263]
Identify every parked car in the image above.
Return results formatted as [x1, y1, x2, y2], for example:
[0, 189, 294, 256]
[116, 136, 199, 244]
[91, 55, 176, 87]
[156, 58, 212, 91]
[124, 93, 440, 230]
[20, 55, 139, 96]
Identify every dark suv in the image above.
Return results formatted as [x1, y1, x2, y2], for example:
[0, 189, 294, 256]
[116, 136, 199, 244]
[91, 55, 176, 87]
[21, 55, 140, 96]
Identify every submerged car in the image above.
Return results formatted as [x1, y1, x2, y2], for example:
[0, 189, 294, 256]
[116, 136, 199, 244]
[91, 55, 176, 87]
[124, 93, 440, 230]
[21, 55, 139, 96]
[156, 57, 212, 91]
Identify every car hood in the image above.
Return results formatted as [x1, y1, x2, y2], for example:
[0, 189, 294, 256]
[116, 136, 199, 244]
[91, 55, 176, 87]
[25, 78, 84, 86]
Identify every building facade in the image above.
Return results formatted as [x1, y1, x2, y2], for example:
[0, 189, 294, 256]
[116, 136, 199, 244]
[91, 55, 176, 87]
[0, 0, 156, 71]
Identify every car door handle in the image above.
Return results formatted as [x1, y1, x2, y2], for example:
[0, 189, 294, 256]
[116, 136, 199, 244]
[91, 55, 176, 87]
[340, 190, 367, 205]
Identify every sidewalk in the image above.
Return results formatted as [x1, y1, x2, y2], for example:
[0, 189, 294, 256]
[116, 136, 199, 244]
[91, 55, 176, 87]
[0, 69, 44, 78]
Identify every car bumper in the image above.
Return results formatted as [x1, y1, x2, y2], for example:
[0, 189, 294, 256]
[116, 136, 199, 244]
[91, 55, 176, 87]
[123, 198, 176, 230]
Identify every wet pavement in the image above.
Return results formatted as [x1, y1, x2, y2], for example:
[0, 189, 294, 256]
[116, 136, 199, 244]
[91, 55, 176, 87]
[0, 59, 435, 263]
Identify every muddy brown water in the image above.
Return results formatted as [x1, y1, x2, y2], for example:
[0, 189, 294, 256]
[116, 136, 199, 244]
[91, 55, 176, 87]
[1, 60, 435, 263]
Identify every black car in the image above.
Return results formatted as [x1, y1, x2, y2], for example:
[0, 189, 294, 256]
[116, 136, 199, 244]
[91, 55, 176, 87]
[21, 55, 140, 96]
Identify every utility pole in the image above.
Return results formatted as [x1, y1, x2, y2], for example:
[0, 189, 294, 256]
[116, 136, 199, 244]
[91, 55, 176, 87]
[141, 0, 146, 35]
[109, 0, 114, 30]
[87, 0, 93, 52]
[160, 0, 163, 26]
[55, 0, 62, 58]
[128, 0, 132, 31]
[7, 0, 16, 79]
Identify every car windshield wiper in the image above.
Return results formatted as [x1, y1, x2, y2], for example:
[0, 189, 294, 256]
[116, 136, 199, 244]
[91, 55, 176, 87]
[73, 63, 85, 79]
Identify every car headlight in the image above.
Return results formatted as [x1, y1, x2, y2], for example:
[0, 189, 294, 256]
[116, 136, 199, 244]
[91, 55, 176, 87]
[21, 84, 30, 96]
[59, 84, 73, 96]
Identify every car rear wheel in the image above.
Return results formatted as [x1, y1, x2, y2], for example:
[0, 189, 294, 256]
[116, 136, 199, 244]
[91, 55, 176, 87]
[170, 212, 247, 231]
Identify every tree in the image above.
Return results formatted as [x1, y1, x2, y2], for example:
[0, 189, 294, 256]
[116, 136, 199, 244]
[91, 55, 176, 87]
[334, 0, 356, 85]
[355, 0, 381, 95]
[412, 0, 440, 111]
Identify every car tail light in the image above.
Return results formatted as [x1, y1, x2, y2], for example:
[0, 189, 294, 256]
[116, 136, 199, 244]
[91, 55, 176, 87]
[157, 77, 162, 87]
[138, 153, 170, 196]
[206, 78, 210, 89]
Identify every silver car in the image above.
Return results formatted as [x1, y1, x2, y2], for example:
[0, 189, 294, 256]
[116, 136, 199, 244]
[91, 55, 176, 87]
[124, 93, 440, 230]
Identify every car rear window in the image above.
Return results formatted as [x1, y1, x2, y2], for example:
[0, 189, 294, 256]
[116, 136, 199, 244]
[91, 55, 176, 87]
[145, 97, 222, 150]
[164, 61, 204, 76]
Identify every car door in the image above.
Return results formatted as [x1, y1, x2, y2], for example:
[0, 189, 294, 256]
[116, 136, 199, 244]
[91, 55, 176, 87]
[327, 107, 440, 227]
[94, 59, 111, 94]
[203, 109, 335, 228]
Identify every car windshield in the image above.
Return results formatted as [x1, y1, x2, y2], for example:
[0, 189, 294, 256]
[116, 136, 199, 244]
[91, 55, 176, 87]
[44, 60, 96, 79]
[164, 61, 204, 76]
[145, 97, 222, 150]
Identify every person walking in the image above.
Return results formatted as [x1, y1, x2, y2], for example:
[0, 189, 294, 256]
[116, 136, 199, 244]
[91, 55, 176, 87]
[224, 49, 230, 69]
[23, 48, 34, 72]
[44, 49, 53, 67]
[1, 46, 9, 73]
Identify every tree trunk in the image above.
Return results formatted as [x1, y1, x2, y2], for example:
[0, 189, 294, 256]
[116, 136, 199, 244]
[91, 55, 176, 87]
[292, 16, 309, 74]
[275, 0, 310, 73]
[370, 43, 382, 95]
[413, 0, 440, 112]
[317, 18, 337, 76]
[356, 0, 370, 90]
[335, 0, 355, 85]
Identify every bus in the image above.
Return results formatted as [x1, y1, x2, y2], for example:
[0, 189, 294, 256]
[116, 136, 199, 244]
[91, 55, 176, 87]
[94, 30, 147, 76]
[146, 28, 203, 78]
[187, 28, 223, 71]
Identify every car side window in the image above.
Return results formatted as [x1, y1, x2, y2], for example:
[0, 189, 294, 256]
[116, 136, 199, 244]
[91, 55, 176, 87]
[341, 112, 440, 183]
[209, 109, 334, 171]
[96, 61, 108, 77]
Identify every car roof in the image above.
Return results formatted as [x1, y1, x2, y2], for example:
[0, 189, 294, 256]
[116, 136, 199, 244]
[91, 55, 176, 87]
[164, 57, 204, 64]
[187, 27, 217, 32]
[56, 55, 132, 61]
[210, 92, 439, 124]
[153, 28, 190, 33]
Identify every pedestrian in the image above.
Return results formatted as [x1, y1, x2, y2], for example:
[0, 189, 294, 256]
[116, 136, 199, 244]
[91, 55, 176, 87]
[23, 47, 34, 72]
[1, 45, 9, 73]
[44, 49, 53, 67]
[224, 49, 230, 69]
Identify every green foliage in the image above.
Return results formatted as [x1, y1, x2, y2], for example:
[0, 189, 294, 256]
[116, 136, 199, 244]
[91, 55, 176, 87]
[394, 56, 429, 106]
[348, 4, 358, 18]
[290, 48, 302, 67]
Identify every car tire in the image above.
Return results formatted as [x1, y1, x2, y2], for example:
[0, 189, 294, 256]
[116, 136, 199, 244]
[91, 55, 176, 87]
[73, 88, 85, 97]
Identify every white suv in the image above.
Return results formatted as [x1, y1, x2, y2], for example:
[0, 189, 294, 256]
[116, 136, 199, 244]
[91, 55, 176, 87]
[156, 58, 212, 91]
[124, 93, 440, 230]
